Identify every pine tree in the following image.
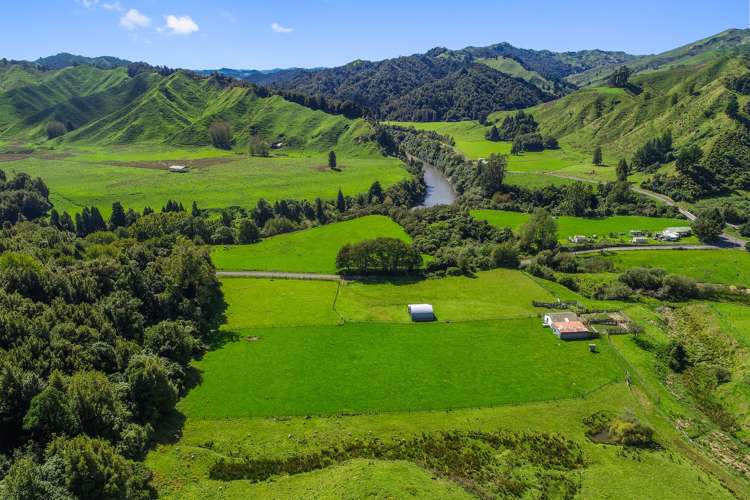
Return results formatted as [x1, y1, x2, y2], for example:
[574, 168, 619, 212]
[592, 146, 603, 166]
[143, 206, 154, 216]
[90, 207, 106, 232]
[315, 197, 327, 223]
[191, 201, 200, 217]
[616, 159, 629, 181]
[485, 125, 500, 142]
[328, 151, 337, 170]
[368, 181, 384, 203]
[109, 201, 127, 229]
[336, 189, 346, 212]
[49, 209, 61, 229]
[60, 212, 75, 232]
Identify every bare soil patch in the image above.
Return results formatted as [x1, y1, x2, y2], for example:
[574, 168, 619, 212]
[105, 157, 239, 170]
[0, 153, 30, 162]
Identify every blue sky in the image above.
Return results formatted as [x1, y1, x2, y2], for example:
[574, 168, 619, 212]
[1, 0, 746, 69]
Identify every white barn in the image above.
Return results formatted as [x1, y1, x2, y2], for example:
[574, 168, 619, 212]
[169, 165, 189, 173]
[408, 304, 435, 322]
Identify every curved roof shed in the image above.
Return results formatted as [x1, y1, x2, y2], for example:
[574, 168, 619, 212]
[408, 304, 435, 322]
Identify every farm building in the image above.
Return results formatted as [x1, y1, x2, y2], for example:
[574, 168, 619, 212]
[408, 304, 435, 322]
[169, 165, 189, 173]
[550, 320, 591, 340]
[665, 227, 692, 236]
[542, 311, 580, 327]
[632, 236, 649, 244]
[569, 235, 589, 244]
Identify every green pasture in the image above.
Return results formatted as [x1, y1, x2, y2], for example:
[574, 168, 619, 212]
[5, 154, 409, 214]
[218, 278, 340, 329]
[387, 120, 588, 171]
[472, 209, 691, 243]
[211, 216, 411, 273]
[179, 317, 620, 418]
[593, 249, 750, 287]
[148, 383, 733, 500]
[335, 268, 551, 322]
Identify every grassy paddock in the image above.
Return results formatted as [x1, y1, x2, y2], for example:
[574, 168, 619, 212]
[336, 268, 551, 322]
[473, 209, 692, 243]
[211, 216, 411, 273]
[595, 249, 750, 286]
[178, 318, 621, 418]
[6, 154, 409, 214]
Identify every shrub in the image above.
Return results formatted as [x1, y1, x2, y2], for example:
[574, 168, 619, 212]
[492, 242, 519, 268]
[46, 121, 66, 140]
[608, 418, 655, 447]
[263, 216, 296, 236]
[208, 122, 232, 150]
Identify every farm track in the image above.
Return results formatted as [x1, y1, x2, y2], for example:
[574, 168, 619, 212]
[216, 270, 351, 281]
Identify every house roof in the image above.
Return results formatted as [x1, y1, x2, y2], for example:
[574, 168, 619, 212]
[552, 321, 589, 334]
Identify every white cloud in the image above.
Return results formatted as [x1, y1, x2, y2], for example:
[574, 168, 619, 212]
[161, 15, 200, 36]
[271, 22, 293, 33]
[77, 0, 99, 8]
[103, 1, 124, 12]
[120, 9, 150, 30]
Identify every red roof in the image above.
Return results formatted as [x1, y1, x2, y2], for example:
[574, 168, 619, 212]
[551, 321, 589, 334]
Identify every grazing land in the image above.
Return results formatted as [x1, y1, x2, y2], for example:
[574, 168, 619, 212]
[6, 154, 408, 214]
[177, 273, 620, 419]
[472, 209, 693, 243]
[212, 216, 411, 273]
[336, 268, 551, 322]
[592, 249, 750, 286]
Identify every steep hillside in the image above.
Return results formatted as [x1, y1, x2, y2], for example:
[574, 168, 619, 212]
[569, 29, 750, 87]
[260, 42, 636, 118]
[499, 56, 745, 159]
[0, 65, 382, 155]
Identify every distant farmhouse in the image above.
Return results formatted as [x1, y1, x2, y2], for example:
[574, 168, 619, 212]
[169, 165, 189, 173]
[542, 311, 591, 340]
[658, 226, 692, 241]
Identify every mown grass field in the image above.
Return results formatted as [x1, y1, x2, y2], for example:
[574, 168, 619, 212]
[211, 216, 411, 273]
[595, 249, 750, 286]
[5, 153, 409, 214]
[178, 272, 620, 418]
[472, 209, 692, 243]
[336, 268, 551, 322]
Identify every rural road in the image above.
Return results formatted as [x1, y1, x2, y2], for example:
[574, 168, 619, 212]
[216, 271, 347, 281]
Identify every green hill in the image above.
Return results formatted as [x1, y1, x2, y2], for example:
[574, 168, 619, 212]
[0, 65, 383, 156]
[490, 56, 746, 164]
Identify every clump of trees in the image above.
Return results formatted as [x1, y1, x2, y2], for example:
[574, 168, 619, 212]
[208, 122, 233, 150]
[336, 237, 422, 274]
[631, 132, 673, 171]
[0, 170, 52, 224]
[691, 207, 725, 242]
[248, 136, 269, 157]
[607, 66, 632, 89]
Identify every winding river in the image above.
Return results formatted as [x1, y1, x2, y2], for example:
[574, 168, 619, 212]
[420, 164, 457, 207]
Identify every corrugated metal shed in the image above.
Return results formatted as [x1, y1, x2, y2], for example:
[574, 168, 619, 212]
[408, 304, 435, 322]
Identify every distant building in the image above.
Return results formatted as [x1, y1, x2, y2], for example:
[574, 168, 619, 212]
[169, 165, 189, 173]
[408, 304, 435, 322]
[569, 235, 589, 244]
[665, 227, 692, 236]
[632, 236, 649, 244]
[550, 320, 591, 340]
[543, 311, 580, 327]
